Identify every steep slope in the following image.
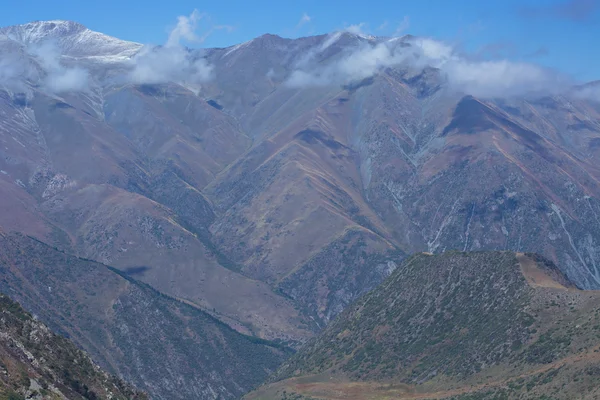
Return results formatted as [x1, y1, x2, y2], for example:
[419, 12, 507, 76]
[343, 71, 600, 289]
[0, 293, 146, 400]
[0, 24, 407, 336]
[0, 231, 290, 400]
[212, 33, 600, 295]
[203, 31, 374, 131]
[249, 251, 600, 399]
[103, 82, 252, 189]
[205, 91, 404, 326]
[0, 30, 310, 343]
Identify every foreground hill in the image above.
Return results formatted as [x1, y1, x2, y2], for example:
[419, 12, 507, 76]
[249, 251, 600, 399]
[0, 231, 289, 400]
[0, 293, 146, 400]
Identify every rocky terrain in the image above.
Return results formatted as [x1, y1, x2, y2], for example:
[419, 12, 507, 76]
[249, 251, 600, 399]
[0, 231, 289, 400]
[0, 292, 147, 399]
[0, 18, 599, 399]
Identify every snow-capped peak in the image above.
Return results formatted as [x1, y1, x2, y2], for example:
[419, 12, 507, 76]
[2, 20, 87, 43]
[349, 32, 376, 41]
[0, 20, 142, 60]
[223, 39, 255, 57]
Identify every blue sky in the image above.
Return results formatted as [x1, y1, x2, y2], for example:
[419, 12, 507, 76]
[1, 0, 599, 82]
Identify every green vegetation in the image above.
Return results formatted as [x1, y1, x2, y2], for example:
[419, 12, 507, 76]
[525, 330, 572, 364]
[249, 251, 600, 400]
[275, 252, 538, 382]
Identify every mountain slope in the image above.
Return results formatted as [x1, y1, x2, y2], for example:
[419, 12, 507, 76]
[0, 26, 312, 344]
[205, 89, 404, 325]
[0, 231, 290, 400]
[341, 73, 600, 289]
[249, 251, 600, 399]
[0, 293, 146, 400]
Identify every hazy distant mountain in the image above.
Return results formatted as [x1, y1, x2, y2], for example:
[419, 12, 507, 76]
[0, 19, 599, 399]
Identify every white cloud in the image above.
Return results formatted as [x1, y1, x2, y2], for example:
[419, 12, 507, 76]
[443, 59, 564, 97]
[29, 41, 90, 93]
[336, 42, 404, 80]
[345, 23, 368, 36]
[287, 40, 410, 87]
[167, 9, 206, 47]
[297, 13, 312, 29]
[413, 38, 453, 61]
[293, 22, 377, 71]
[287, 34, 428, 88]
[318, 31, 343, 53]
[46, 67, 89, 93]
[129, 45, 213, 84]
[128, 10, 215, 85]
[573, 84, 600, 102]
[409, 38, 565, 97]
[286, 33, 566, 98]
[0, 53, 31, 91]
[0, 37, 88, 94]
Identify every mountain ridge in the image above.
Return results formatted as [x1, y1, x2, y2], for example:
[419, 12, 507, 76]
[0, 230, 290, 400]
[0, 20, 142, 59]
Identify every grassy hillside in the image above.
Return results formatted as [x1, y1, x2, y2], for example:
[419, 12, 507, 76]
[248, 251, 600, 399]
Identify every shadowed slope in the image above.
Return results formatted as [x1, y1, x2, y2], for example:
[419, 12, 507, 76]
[0, 293, 147, 400]
[0, 231, 290, 400]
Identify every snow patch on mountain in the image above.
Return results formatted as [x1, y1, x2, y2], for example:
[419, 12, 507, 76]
[223, 39, 255, 57]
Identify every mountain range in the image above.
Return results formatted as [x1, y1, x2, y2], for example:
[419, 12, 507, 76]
[0, 19, 599, 399]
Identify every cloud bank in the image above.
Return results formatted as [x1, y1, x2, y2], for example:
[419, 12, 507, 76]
[0, 37, 89, 94]
[30, 42, 90, 93]
[574, 83, 600, 102]
[286, 33, 567, 98]
[128, 10, 216, 85]
[0, 53, 33, 91]
[129, 46, 213, 85]
[442, 58, 563, 98]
